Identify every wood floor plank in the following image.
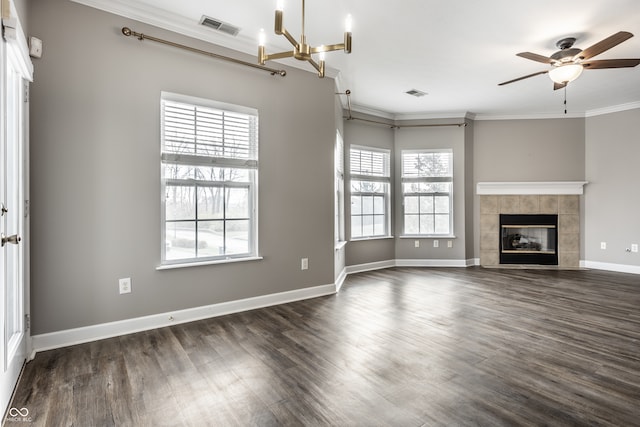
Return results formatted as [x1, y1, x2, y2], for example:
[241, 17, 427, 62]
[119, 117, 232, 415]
[6, 267, 640, 426]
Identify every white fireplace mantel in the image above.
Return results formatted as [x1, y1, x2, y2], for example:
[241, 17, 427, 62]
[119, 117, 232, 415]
[476, 181, 588, 195]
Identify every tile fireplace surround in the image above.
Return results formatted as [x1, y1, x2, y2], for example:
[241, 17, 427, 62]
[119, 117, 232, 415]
[477, 182, 587, 268]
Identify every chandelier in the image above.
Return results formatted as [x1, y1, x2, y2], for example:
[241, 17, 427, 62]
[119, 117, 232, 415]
[258, 0, 352, 78]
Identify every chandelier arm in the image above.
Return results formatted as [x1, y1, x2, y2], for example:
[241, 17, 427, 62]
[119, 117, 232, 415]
[312, 43, 345, 53]
[264, 51, 295, 61]
[307, 57, 325, 77]
[280, 28, 299, 47]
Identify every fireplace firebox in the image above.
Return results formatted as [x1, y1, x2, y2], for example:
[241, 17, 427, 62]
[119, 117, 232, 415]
[499, 214, 558, 265]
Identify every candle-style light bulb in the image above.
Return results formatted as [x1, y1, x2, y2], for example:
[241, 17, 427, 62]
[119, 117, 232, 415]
[319, 45, 326, 61]
[345, 14, 353, 32]
[276, 0, 284, 11]
[258, 28, 266, 46]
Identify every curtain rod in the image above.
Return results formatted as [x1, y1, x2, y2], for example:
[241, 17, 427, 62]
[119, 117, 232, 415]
[336, 90, 466, 128]
[121, 27, 287, 77]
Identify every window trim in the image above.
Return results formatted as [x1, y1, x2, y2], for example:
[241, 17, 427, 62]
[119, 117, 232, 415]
[401, 148, 454, 237]
[160, 92, 259, 267]
[349, 145, 392, 240]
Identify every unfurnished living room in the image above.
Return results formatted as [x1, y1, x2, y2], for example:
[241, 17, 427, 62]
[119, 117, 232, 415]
[1, 0, 640, 425]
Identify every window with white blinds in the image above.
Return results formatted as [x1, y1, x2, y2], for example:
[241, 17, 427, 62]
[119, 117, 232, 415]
[401, 149, 453, 236]
[349, 146, 391, 239]
[160, 92, 258, 265]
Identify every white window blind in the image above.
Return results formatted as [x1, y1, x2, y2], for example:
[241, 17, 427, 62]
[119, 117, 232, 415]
[402, 151, 452, 179]
[162, 98, 258, 168]
[350, 147, 390, 178]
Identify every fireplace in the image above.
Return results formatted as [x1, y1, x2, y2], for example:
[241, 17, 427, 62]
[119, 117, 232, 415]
[500, 214, 558, 265]
[477, 182, 587, 269]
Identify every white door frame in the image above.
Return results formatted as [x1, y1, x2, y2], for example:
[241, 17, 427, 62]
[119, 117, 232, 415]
[1, 0, 33, 417]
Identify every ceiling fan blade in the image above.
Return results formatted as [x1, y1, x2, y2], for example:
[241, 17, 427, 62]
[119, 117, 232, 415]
[576, 31, 634, 61]
[582, 58, 640, 69]
[516, 52, 553, 64]
[554, 82, 567, 91]
[498, 70, 549, 86]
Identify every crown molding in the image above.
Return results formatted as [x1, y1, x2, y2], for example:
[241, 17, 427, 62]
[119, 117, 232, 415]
[393, 111, 470, 121]
[472, 111, 584, 121]
[72, 0, 253, 53]
[584, 101, 640, 118]
[348, 104, 396, 120]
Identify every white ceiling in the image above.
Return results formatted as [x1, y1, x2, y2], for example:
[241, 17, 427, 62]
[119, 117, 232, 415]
[74, 0, 640, 119]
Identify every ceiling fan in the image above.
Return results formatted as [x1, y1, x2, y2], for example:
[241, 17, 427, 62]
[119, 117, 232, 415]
[499, 31, 640, 90]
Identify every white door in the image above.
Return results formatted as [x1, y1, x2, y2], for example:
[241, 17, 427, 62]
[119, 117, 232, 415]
[0, 34, 29, 414]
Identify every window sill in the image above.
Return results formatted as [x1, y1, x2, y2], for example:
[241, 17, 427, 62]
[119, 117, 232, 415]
[350, 236, 395, 242]
[157, 256, 263, 270]
[335, 241, 348, 250]
[400, 235, 457, 239]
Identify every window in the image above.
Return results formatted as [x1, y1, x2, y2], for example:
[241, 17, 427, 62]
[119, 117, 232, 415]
[350, 146, 391, 239]
[401, 149, 453, 236]
[161, 92, 258, 265]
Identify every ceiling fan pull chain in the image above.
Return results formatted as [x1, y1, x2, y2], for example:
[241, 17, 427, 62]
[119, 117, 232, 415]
[564, 86, 567, 115]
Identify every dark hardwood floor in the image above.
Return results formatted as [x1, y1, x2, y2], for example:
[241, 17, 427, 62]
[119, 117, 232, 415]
[5, 267, 640, 426]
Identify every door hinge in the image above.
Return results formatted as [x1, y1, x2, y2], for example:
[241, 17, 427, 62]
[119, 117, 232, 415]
[24, 81, 29, 103]
[25, 314, 30, 331]
[24, 200, 30, 218]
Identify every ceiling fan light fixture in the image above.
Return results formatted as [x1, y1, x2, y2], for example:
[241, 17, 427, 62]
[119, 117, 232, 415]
[548, 63, 584, 84]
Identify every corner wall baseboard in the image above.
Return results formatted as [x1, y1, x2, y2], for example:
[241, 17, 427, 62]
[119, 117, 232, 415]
[582, 260, 640, 275]
[346, 258, 473, 273]
[395, 259, 470, 268]
[335, 268, 347, 292]
[31, 283, 337, 353]
[345, 260, 396, 275]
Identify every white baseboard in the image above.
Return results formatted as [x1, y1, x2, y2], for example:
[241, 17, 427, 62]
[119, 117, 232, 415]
[582, 260, 640, 275]
[335, 268, 347, 292]
[395, 258, 470, 268]
[345, 260, 396, 275]
[346, 258, 473, 273]
[31, 283, 337, 353]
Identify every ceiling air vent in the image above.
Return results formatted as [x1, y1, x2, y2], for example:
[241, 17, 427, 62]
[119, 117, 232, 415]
[199, 15, 240, 37]
[405, 89, 428, 97]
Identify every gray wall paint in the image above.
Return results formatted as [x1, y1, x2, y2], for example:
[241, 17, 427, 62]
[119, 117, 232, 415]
[472, 118, 586, 257]
[464, 120, 475, 260]
[585, 108, 640, 266]
[394, 125, 467, 260]
[29, 0, 337, 334]
[343, 117, 395, 265]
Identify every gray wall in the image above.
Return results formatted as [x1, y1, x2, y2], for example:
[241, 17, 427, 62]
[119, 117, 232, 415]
[394, 124, 468, 260]
[472, 118, 586, 257]
[585, 108, 640, 266]
[29, 0, 337, 334]
[343, 116, 395, 266]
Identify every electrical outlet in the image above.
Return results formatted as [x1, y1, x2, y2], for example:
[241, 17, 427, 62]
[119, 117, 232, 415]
[600, 242, 607, 250]
[447, 240, 453, 248]
[119, 277, 131, 294]
[414, 240, 420, 248]
[632, 244, 638, 253]
[301, 258, 309, 270]
[433, 240, 439, 248]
